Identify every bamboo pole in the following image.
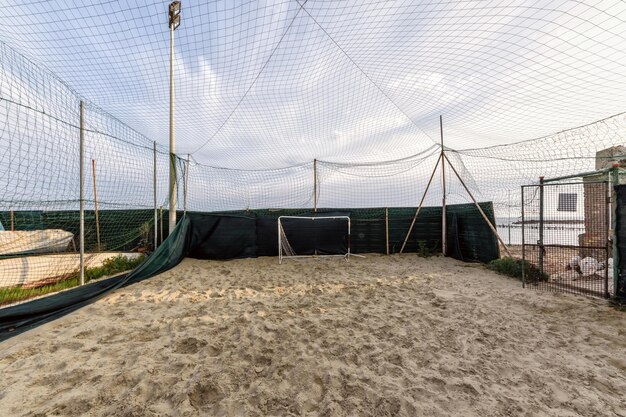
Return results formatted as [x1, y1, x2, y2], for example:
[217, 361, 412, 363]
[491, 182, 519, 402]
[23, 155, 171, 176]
[385, 207, 389, 255]
[440, 115, 447, 256]
[153, 141, 158, 250]
[443, 153, 512, 257]
[79, 101, 85, 285]
[313, 159, 318, 212]
[92, 159, 101, 251]
[400, 155, 441, 254]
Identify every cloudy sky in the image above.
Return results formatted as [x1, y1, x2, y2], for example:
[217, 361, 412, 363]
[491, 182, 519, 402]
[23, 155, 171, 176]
[1, 0, 625, 171]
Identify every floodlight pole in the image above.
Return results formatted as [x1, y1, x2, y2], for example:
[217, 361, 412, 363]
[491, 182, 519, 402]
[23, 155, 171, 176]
[440, 115, 447, 256]
[168, 1, 180, 235]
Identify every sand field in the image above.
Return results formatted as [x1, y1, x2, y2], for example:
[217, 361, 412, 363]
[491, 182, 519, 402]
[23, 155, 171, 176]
[0, 255, 625, 416]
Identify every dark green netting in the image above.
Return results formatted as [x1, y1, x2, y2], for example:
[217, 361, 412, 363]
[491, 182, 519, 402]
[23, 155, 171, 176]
[1, 202, 500, 341]
[0, 216, 190, 342]
[0, 210, 155, 257]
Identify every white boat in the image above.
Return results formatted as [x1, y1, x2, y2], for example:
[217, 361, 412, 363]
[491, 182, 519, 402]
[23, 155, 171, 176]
[0, 252, 142, 288]
[0, 229, 74, 256]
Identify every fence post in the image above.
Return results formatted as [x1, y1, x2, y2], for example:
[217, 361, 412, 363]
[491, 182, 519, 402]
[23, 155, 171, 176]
[521, 186, 526, 288]
[313, 159, 318, 212]
[79, 101, 85, 285]
[611, 164, 620, 297]
[440, 115, 447, 256]
[184, 154, 190, 214]
[385, 207, 389, 255]
[92, 159, 101, 251]
[538, 176, 545, 279]
[508, 189, 512, 245]
[154, 141, 158, 250]
[160, 205, 164, 245]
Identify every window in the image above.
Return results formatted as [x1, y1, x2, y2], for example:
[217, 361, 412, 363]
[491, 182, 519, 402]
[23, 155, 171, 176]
[557, 193, 577, 212]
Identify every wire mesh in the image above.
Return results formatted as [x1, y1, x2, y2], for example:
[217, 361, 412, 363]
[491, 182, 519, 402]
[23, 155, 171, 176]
[1, 2, 626, 305]
[522, 181, 611, 298]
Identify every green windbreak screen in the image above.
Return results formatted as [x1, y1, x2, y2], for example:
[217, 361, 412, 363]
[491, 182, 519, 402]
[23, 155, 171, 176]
[0, 215, 190, 341]
[201, 202, 499, 262]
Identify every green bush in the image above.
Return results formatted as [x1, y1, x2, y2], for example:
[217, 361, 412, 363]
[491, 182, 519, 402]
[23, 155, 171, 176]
[487, 257, 548, 282]
[417, 240, 432, 258]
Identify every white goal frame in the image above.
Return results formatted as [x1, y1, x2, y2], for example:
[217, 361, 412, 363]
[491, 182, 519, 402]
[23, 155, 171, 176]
[278, 216, 351, 264]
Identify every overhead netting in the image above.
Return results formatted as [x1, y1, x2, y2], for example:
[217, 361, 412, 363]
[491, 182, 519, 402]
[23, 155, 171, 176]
[1, 1, 626, 304]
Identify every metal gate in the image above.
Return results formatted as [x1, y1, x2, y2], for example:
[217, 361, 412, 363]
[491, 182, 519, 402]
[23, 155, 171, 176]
[521, 180, 611, 298]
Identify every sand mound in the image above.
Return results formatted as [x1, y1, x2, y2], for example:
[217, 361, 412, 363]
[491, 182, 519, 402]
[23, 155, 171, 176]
[1, 255, 625, 416]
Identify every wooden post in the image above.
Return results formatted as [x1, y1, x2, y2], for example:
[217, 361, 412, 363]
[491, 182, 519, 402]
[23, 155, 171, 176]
[313, 159, 318, 212]
[92, 159, 101, 251]
[385, 208, 389, 255]
[400, 155, 441, 254]
[443, 153, 512, 257]
[440, 115, 447, 256]
[160, 205, 164, 244]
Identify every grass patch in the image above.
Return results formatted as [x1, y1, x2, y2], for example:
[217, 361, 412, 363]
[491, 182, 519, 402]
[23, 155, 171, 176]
[488, 257, 548, 282]
[0, 254, 145, 306]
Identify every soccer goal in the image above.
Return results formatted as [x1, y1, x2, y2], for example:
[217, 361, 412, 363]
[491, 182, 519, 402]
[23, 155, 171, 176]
[278, 216, 351, 264]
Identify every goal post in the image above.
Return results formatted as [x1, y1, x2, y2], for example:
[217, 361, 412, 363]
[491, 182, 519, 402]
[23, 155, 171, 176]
[278, 216, 351, 264]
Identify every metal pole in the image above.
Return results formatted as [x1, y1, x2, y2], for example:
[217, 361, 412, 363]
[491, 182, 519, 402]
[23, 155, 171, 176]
[168, 21, 177, 234]
[9, 209, 14, 231]
[278, 217, 282, 264]
[538, 176, 545, 278]
[521, 186, 526, 287]
[440, 115, 447, 256]
[184, 153, 190, 214]
[79, 101, 85, 285]
[153, 141, 158, 250]
[611, 164, 619, 297]
[92, 159, 101, 251]
[313, 159, 318, 212]
[443, 153, 512, 257]
[508, 189, 511, 245]
[605, 178, 611, 299]
[385, 207, 389, 256]
[400, 155, 441, 254]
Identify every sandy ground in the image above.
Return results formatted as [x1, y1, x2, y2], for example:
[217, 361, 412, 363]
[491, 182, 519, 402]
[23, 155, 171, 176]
[1, 255, 625, 417]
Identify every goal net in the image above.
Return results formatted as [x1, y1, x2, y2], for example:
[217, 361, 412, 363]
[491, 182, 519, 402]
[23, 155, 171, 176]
[278, 216, 351, 264]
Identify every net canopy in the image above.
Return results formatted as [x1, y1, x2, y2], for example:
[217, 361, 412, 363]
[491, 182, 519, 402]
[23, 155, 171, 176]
[0, 0, 625, 262]
[1, 0, 625, 169]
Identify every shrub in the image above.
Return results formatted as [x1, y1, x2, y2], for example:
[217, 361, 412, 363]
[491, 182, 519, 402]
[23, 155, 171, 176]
[417, 240, 432, 258]
[487, 257, 548, 282]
